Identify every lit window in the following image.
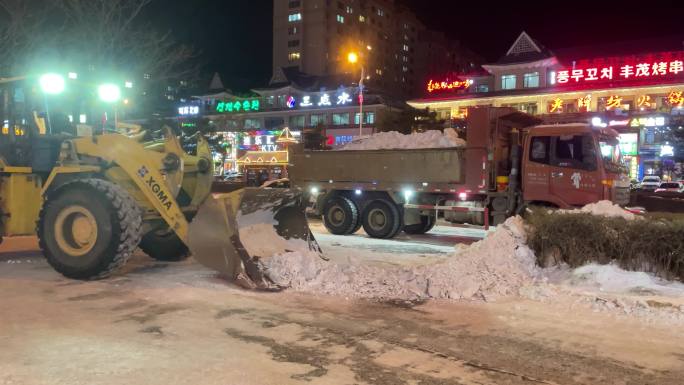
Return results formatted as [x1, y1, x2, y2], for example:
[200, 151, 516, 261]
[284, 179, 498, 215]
[523, 72, 539, 88]
[359, 15, 365, 22]
[402, 56, 408, 62]
[346, 6, 352, 14]
[288, 26, 298, 35]
[402, 66, 408, 72]
[355, 112, 375, 125]
[377, 8, 384, 16]
[403, 44, 409, 52]
[375, 69, 383, 75]
[332, 113, 350, 125]
[288, 52, 301, 61]
[143, 73, 151, 80]
[501, 74, 516, 90]
[336, 14, 344, 23]
[310, 114, 327, 126]
[288, 13, 302, 22]
[245, 119, 261, 129]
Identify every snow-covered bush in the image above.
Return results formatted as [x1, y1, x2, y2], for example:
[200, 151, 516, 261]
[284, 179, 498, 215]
[525, 209, 684, 282]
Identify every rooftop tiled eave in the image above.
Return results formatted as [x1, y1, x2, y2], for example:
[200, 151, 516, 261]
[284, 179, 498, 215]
[482, 57, 559, 73]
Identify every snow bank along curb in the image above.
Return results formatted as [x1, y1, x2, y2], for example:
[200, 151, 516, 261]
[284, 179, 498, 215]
[340, 128, 466, 151]
[261, 216, 539, 301]
[555, 200, 636, 220]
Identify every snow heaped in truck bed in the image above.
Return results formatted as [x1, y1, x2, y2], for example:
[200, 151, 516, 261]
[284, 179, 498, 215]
[340, 128, 466, 150]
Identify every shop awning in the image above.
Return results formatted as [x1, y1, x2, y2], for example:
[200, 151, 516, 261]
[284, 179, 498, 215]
[237, 151, 289, 165]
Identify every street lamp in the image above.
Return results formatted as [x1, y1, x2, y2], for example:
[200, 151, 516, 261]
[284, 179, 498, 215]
[39, 73, 66, 134]
[98, 84, 121, 103]
[347, 52, 365, 137]
[98, 84, 122, 133]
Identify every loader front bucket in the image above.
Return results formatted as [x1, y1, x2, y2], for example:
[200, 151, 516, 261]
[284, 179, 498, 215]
[187, 188, 322, 290]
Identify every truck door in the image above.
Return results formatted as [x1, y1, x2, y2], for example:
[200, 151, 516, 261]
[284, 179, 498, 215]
[523, 135, 553, 203]
[548, 134, 601, 206]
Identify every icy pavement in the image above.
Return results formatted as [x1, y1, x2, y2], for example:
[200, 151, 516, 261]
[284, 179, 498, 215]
[309, 220, 488, 267]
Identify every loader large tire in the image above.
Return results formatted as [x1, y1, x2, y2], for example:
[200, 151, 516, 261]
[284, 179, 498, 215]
[139, 229, 189, 262]
[37, 179, 142, 280]
[323, 196, 359, 235]
[362, 199, 402, 239]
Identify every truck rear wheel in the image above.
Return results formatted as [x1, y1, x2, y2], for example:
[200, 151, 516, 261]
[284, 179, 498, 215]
[362, 199, 402, 239]
[323, 196, 359, 235]
[403, 215, 436, 235]
[37, 179, 142, 280]
[139, 228, 189, 262]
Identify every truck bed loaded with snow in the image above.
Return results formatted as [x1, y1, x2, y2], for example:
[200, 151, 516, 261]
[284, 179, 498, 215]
[288, 107, 630, 239]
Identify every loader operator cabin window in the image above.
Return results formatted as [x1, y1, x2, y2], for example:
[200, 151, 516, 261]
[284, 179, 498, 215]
[553, 134, 597, 171]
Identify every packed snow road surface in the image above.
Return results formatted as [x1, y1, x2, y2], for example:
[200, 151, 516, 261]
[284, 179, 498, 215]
[1, 237, 684, 385]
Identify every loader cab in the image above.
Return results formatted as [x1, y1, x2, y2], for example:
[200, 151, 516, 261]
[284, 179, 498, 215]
[0, 77, 72, 171]
[522, 124, 629, 208]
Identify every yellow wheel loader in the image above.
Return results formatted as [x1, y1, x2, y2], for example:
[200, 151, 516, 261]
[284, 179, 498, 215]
[0, 76, 319, 289]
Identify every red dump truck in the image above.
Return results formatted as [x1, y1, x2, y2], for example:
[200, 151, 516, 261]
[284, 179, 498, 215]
[288, 107, 630, 239]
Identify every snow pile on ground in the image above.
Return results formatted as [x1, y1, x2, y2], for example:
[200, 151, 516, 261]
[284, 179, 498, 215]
[261, 216, 539, 301]
[237, 205, 316, 261]
[555, 200, 636, 220]
[340, 128, 466, 151]
[562, 263, 684, 296]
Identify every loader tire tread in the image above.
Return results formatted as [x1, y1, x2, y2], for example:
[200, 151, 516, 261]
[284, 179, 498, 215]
[139, 230, 190, 262]
[37, 178, 142, 280]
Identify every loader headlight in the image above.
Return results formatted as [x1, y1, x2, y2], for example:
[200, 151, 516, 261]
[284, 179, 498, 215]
[40, 73, 65, 95]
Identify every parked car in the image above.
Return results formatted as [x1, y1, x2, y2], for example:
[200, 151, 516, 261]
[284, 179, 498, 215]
[654, 182, 684, 193]
[639, 176, 662, 191]
[261, 178, 290, 188]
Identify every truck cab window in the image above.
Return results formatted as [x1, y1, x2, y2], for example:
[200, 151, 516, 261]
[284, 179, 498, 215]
[529, 136, 550, 164]
[553, 134, 596, 171]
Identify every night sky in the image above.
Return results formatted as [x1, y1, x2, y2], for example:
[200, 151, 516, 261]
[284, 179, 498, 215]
[146, 0, 684, 91]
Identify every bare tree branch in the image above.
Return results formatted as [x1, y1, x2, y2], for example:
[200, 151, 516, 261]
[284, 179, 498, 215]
[0, 0, 197, 83]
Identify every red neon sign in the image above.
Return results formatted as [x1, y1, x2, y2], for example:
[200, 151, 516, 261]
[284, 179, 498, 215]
[554, 52, 684, 88]
[427, 78, 472, 93]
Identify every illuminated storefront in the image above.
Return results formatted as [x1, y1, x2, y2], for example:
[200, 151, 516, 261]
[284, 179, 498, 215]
[408, 32, 684, 179]
[189, 85, 391, 148]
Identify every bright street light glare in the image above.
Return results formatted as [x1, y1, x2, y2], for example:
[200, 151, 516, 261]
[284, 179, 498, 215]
[347, 52, 359, 64]
[39, 73, 66, 95]
[98, 84, 121, 103]
[68, 72, 78, 79]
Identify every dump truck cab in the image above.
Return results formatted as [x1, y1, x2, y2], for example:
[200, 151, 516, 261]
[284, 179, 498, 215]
[522, 124, 630, 208]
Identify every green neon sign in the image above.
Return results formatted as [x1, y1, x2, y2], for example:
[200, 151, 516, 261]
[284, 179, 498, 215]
[216, 99, 260, 113]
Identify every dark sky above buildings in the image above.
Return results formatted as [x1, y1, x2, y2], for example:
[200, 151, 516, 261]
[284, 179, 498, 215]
[146, 0, 684, 91]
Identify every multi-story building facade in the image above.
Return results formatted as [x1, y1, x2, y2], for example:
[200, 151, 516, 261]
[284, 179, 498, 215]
[408, 32, 684, 180]
[273, 0, 477, 99]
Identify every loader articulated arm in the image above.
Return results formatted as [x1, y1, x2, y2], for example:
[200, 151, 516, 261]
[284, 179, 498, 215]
[68, 134, 193, 241]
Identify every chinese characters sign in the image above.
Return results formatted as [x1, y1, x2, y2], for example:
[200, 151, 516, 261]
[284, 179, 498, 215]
[668, 91, 684, 107]
[554, 52, 684, 88]
[426, 78, 473, 93]
[216, 99, 260, 113]
[178, 106, 199, 115]
[298, 91, 354, 108]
